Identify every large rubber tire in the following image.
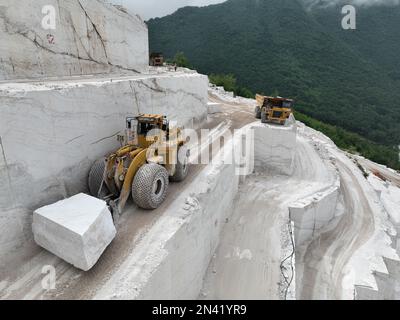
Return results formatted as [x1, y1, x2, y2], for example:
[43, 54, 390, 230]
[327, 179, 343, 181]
[255, 106, 261, 119]
[261, 111, 268, 123]
[132, 163, 169, 210]
[88, 158, 108, 198]
[171, 145, 190, 182]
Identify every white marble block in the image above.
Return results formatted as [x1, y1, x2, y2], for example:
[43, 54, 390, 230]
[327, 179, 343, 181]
[33, 193, 116, 271]
[252, 121, 297, 175]
[289, 186, 339, 247]
[207, 102, 222, 114]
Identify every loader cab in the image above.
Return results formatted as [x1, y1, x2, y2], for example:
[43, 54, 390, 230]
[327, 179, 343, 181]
[137, 121, 158, 136]
[132, 114, 169, 147]
[267, 97, 294, 109]
[134, 114, 162, 133]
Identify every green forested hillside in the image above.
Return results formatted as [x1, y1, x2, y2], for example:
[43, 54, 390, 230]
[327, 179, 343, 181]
[148, 0, 400, 168]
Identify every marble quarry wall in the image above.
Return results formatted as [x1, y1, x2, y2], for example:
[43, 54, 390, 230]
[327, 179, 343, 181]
[0, 0, 149, 80]
[289, 183, 340, 248]
[355, 257, 400, 300]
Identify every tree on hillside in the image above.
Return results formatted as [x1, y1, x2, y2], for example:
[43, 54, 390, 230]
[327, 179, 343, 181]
[209, 73, 237, 92]
[172, 52, 191, 68]
[209, 73, 254, 98]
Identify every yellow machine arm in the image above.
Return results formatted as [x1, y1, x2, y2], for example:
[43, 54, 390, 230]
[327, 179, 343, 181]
[116, 149, 148, 213]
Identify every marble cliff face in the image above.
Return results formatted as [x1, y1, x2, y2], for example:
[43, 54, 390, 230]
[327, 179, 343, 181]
[0, 0, 149, 80]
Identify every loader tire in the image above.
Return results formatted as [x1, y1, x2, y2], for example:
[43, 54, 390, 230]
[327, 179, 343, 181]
[171, 145, 190, 182]
[255, 106, 261, 119]
[88, 158, 108, 198]
[261, 111, 268, 123]
[132, 163, 169, 210]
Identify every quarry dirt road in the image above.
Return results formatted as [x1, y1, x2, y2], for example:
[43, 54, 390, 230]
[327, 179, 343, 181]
[0, 94, 256, 300]
[298, 142, 375, 300]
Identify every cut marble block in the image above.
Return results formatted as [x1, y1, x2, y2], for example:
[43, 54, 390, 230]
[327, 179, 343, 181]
[33, 193, 116, 271]
[207, 102, 222, 114]
[252, 121, 297, 175]
[289, 186, 339, 247]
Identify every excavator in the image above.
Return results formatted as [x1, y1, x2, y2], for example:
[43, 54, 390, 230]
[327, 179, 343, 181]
[255, 94, 294, 125]
[88, 114, 190, 218]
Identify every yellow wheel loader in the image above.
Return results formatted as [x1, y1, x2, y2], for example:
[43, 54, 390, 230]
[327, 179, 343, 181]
[255, 94, 294, 125]
[88, 114, 190, 217]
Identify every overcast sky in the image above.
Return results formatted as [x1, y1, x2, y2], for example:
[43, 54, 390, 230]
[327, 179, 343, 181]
[110, 0, 226, 20]
[110, 0, 400, 20]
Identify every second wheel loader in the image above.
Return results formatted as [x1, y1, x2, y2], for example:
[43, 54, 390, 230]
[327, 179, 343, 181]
[255, 94, 294, 125]
[88, 114, 190, 217]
